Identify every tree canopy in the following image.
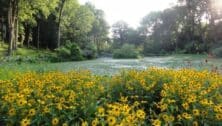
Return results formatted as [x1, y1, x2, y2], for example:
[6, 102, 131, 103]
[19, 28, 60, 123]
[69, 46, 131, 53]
[0, 0, 109, 57]
[111, 0, 222, 55]
[1, 0, 222, 58]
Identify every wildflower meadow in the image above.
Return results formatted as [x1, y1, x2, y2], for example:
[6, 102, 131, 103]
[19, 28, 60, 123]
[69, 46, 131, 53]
[0, 68, 221, 126]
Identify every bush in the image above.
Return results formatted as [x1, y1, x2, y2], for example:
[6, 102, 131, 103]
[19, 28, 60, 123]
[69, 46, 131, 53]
[1, 56, 44, 64]
[56, 47, 71, 58]
[37, 53, 58, 63]
[113, 44, 140, 59]
[143, 40, 159, 55]
[212, 46, 222, 57]
[70, 43, 84, 61]
[56, 42, 83, 61]
[82, 43, 97, 59]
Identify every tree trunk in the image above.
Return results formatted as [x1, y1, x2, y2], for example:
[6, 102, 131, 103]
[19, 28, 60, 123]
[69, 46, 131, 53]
[1, 17, 6, 44]
[209, 1, 217, 43]
[37, 23, 40, 49]
[7, 0, 19, 55]
[57, 22, 61, 47]
[13, 16, 18, 50]
[57, 0, 66, 48]
[2, 20, 7, 43]
[0, 17, 3, 46]
[24, 24, 31, 48]
[8, 0, 14, 56]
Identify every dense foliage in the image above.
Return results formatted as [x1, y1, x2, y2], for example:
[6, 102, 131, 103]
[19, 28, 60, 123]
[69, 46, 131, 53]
[111, 0, 222, 56]
[113, 44, 140, 59]
[1, 0, 222, 59]
[56, 42, 83, 61]
[0, 0, 109, 59]
[212, 46, 222, 57]
[0, 68, 221, 125]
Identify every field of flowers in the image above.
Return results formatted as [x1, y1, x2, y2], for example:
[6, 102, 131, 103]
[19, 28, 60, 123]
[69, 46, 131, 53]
[0, 68, 222, 126]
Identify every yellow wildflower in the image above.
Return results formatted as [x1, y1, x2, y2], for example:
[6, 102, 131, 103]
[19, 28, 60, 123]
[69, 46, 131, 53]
[107, 116, 116, 126]
[97, 107, 105, 117]
[91, 118, 99, 126]
[136, 109, 146, 119]
[193, 121, 198, 126]
[216, 114, 222, 120]
[20, 118, 31, 126]
[62, 123, 68, 126]
[192, 109, 200, 116]
[182, 112, 192, 120]
[52, 117, 59, 126]
[152, 119, 161, 126]
[81, 121, 88, 126]
[28, 109, 36, 116]
[8, 108, 16, 116]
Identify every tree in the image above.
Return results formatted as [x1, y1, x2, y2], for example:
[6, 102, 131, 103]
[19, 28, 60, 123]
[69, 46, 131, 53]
[0, 0, 8, 43]
[126, 28, 142, 46]
[139, 11, 162, 37]
[20, 0, 59, 48]
[112, 21, 144, 50]
[56, 0, 66, 48]
[5, 0, 59, 55]
[56, 0, 79, 48]
[139, 11, 165, 54]
[6, 0, 18, 55]
[86, 3, 109, 53]
[61, 4, 94, 47]
[112, 21, 129, 48]
[176, 0, 222, 53]
[139, 0, 222, 54]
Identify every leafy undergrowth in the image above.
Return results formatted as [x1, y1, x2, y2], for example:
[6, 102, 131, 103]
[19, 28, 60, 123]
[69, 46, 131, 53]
[0, 43, 8, 56]
[0, 44, 56, 63]
[0, 68, 222, 126]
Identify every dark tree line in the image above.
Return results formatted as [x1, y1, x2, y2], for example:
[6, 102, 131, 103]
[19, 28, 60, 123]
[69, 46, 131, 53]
[1, 0, 222, 57]
[0, 0, 109, 56]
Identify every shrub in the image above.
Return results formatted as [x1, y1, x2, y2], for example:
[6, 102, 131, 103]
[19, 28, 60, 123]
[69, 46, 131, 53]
[212, 46, 222, 57]
[82, 43, 97, 59]
[184, 41, 196, 53]
[56, 47, 71, 58]
[113, 44, 140, 59]
[56, 42, 83, 61]
[143, 40, 159, 55]
[70, 43, 84, 61]
[37, 53, 58, 63]
[1, 56, 41, 64]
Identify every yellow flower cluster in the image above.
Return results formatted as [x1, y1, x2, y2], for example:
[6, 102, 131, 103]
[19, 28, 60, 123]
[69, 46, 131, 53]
[89, 97, 146, 126]
[153, 68, 222, 125]
[0, 71, 104, 125]
[0, 68, 221, 125]
[107, 68, 222, 125]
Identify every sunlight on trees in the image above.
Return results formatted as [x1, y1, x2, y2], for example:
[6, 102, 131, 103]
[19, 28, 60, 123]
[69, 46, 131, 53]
[0, 0, 222, 58]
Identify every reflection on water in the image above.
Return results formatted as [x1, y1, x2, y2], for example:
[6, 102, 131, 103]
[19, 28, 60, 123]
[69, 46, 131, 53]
[3, 56, 221, 75]
[63, 56, 215, 75]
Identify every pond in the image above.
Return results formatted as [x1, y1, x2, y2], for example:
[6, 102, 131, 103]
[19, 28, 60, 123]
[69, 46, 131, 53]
[2, 54, 221, 75]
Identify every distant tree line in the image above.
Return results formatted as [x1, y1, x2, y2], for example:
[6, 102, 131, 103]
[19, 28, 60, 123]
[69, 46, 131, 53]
[1, 0, 222, 58]
[0, 0, 109, 56]
[112, 0, 222, 56]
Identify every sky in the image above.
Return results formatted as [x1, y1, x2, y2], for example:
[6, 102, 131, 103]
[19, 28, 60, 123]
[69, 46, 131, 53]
[79, 0, 177, 28]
